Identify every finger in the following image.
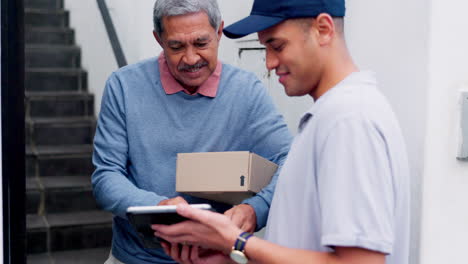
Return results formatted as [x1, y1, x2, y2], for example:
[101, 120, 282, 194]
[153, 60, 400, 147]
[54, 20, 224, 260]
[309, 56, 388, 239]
[223, 207, 235, 219]
[154, 228, 194, 246]
[190, 246, 200, 262]
[170, 242, 182, 263]
[154, 230, 182, 244]
[159, 196, 189, 206]
[180, 244, 191, 263]
[230, 204, 256, 232]
[153, 221, 193, 238]
[172, 196, 189, 205]
[176, 204, 223, 228]
[229, 211, 244, 228]
[240, 219, 256, 233]
[161, 241, 171, 256]
[224, 206, 246, 229]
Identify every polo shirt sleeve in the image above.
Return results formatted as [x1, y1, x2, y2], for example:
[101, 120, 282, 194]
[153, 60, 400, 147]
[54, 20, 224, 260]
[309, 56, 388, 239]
[317, 113, 395, 254]
[241, 78, 292, 230]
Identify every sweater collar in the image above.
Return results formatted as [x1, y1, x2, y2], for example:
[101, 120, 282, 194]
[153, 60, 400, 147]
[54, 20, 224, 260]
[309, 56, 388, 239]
[158, 53, 222, 98]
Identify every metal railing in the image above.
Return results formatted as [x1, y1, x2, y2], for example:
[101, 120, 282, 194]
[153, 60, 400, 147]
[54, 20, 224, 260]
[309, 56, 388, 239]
[97, 0, 128, 68]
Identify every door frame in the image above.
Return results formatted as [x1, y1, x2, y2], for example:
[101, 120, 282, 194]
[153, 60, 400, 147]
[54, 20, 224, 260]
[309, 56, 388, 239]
[1, 0, 25, 263]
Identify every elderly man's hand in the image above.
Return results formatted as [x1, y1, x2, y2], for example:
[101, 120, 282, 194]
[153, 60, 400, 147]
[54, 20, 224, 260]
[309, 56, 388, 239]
[158, 196, 188, 206]
[224, 204, 256, 233]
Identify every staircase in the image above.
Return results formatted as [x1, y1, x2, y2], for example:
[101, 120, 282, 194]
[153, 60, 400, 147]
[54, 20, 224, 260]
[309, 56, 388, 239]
[24, 0, 113, 263]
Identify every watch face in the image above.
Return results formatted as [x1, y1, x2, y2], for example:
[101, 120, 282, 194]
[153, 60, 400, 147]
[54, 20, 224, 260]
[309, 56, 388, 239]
[230, 250, 248, 264]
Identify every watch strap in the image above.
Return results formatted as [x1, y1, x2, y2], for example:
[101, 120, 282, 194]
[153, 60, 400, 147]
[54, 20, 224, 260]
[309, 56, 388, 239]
[233, 231, 253, 252]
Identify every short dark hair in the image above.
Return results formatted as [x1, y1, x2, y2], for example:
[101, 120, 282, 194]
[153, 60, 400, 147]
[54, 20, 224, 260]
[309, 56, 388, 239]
[292, 16, 344, 36]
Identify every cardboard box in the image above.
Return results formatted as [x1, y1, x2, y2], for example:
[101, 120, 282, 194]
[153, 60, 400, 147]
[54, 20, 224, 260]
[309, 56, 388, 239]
[176, 151, 278, 205]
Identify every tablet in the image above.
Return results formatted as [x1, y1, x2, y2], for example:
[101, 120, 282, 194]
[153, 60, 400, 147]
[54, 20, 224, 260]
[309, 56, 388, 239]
[126, 204, 213, 248]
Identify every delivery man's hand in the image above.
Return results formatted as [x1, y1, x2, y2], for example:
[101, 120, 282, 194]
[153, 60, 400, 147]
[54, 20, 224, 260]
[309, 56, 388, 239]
[158, 196, 189, 206]
[224, 204, 256, 233]
[160, 244, 232, 264]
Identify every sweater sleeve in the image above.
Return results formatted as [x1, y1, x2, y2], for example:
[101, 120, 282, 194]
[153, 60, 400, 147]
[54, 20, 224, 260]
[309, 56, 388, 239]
[91, 73, 168, 218]
[241, 77, 292, 230]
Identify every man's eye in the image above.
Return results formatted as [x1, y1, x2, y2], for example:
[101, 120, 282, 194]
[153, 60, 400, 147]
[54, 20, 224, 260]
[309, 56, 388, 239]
[273, 44, 284, 52]
[195, 43, 208, 48]
[170, 46, 183, 51]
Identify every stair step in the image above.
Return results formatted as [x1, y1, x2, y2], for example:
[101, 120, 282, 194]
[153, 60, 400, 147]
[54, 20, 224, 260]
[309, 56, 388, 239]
[26, 117, 96, 146]
[25, 0, 63, 10]
[26, 27, 74, 45]
[28, 247, 110, 264]
[26, 145, 94, 177]
[27, 214, 49, 254]
[27, 177, 42, 214]
[27, 176, 100, 215]
[25, 8, 69, 28]
[27, 252, 50, 264]
[26, 68, 87, 92]
[26, 144, 93, 156]
[27, 211, 113, 254]
[25, 91, 94, 118]
[26, 45, 81, 68]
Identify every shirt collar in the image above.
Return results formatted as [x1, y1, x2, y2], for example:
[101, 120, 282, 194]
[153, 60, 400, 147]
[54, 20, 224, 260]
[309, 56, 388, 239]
[297, 71, 376, 133]
[158, 53, 222, 98]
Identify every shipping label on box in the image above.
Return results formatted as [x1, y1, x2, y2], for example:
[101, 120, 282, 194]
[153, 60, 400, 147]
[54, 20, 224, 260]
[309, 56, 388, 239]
[176, 151, 278, 204]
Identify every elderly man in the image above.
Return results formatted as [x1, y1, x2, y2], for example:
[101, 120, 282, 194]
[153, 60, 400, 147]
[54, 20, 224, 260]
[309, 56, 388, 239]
[91, 0, 291, 263]
[153, 0, 411, 264]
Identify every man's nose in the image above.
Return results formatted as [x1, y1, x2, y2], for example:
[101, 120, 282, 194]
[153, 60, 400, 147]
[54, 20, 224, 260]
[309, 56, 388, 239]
[182, 47, 201, 65]
[265, 50, 279, 71]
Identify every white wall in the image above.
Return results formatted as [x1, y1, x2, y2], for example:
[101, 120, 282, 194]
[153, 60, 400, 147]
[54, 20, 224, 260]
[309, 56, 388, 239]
[419, 0, 468, 262]
[346, 1, 429, 263]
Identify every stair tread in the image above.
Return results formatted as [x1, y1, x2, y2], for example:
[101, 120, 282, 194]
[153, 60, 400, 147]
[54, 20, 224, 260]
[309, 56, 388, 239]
[28, 247, 110, 264]
[27, 116, 95, 124]
[47, 210, 112, 227]
[26, 44, 80, 50]
[27, 214, 49, 229]
[26, 253, 51, 264]
[27, 67, 85, 73]
[27, 210, 112, 229]
[27, 177, 40, 190]
[27, 144, 93, 155]
[25, 8, 66, 13]
[26, 26, 72, 32]
[41, 176, 92, 189]
[26, 91, 93, 98]
[28, 176, 93, 190]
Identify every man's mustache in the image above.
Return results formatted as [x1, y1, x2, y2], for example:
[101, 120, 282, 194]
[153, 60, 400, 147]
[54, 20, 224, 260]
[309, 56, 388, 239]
[178, 61, 208, 71]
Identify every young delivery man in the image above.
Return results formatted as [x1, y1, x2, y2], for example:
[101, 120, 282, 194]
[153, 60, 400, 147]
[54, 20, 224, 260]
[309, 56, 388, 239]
[152, 0, 410, 264]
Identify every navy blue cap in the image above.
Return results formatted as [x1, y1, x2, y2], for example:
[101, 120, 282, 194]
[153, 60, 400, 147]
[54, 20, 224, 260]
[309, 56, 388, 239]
[223, 0, 345, 39]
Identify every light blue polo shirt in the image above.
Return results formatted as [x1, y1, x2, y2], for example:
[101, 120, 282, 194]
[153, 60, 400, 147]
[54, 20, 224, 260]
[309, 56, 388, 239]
[265, 71, 410, 264]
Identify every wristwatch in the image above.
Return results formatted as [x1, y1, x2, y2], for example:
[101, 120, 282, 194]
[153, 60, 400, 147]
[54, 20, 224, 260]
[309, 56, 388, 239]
[229, 231, 253, 264]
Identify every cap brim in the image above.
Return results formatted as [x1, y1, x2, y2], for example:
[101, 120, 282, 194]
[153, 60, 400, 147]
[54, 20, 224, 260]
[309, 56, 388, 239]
[223, 15, 286, 39]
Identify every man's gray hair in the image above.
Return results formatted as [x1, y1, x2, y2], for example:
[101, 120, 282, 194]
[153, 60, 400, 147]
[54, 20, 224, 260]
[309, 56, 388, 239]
[153, 0, 222, 38]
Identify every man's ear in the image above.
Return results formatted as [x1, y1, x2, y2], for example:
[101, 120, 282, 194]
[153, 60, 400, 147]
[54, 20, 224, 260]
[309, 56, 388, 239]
[315, 13, 335, 46]
[217, 20, 224, 40]
[153, 30, 163, 46]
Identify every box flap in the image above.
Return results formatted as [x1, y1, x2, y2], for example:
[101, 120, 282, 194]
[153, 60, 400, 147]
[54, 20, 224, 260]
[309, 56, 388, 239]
[248, 153, 278, 193]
